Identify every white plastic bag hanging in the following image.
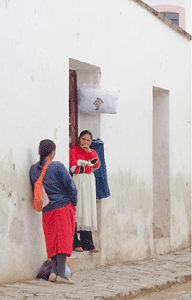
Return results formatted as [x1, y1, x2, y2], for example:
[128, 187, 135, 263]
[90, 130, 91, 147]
[78, 86, 120, 115]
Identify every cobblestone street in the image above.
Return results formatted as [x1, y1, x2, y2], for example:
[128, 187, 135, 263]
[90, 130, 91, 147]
[0, 248, 190, 300]
[0, 249, 191, 300]
[133, 281, 191, 300]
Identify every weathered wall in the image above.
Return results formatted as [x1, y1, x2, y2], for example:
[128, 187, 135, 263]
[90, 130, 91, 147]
[0, 0, 70, 283]
[0, 0, 191, 283]
[98, 0, 191, 259]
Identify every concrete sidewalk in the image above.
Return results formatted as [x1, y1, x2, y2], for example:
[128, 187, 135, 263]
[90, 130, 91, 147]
[0, 248, 190, 300]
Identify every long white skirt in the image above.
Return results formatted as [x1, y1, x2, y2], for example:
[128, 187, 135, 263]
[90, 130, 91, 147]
[73, 173, 97, 231]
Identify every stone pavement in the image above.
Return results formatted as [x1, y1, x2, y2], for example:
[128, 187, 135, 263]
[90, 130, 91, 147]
[0, 248, 190, 300]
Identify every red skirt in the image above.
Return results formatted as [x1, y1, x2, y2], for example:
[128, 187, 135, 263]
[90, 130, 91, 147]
[42, 203, 76, 258]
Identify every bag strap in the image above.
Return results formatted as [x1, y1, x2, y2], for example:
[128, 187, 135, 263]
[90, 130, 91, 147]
[38, 160, 52, 181]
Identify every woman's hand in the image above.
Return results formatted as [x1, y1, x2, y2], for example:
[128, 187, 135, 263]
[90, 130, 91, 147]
[82, 144, 91, 152]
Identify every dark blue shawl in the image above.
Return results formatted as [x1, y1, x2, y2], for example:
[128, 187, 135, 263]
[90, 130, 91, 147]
[91, 139, 111, 199]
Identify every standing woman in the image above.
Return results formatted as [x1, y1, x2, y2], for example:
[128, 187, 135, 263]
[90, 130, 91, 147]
[70, 130, 100, 252]
[30, 139, 77, 284]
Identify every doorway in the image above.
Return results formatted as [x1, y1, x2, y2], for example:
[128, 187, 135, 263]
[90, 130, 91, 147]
[153, 87, 170, 239]
[69, 69, 78, 148]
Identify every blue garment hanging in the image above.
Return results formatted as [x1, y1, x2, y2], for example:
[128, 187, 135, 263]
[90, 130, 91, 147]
[90, 139, 111, 199]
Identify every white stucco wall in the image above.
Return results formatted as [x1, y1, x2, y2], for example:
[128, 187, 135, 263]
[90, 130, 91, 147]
[143, 0, 191, 250]
[144, 0, 191, 33]
[0, 0, 191, 283]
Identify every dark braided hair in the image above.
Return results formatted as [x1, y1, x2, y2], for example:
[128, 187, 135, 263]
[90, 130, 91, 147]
[39, 139, 56, 168]
[79, 130, 93, 140]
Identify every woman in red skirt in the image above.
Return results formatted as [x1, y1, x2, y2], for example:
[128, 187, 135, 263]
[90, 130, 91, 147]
[30, 139, 77, 284]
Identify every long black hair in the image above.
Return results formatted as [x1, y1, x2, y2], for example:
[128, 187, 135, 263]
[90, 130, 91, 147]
[39, 139, 56, 168]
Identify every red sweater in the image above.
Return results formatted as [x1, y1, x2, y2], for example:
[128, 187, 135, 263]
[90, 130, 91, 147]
[70, 146, 100, 174]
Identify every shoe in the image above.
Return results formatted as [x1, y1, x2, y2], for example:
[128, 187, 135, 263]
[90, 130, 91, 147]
[73, 247, 83, 252]
[48, 273, 57, 282]
[56, 276, 75, 284]
[90, 248, 100, 253]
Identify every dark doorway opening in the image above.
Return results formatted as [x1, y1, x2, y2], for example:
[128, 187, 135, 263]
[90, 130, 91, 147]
[69, 69, 78, 148]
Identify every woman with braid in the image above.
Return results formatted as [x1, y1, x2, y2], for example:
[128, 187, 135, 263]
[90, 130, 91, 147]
[70, 130, 100, 253]
[30, 139, 77, 284]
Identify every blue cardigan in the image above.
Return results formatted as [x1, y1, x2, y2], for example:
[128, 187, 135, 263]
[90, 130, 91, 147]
[30, 160, 77, 213]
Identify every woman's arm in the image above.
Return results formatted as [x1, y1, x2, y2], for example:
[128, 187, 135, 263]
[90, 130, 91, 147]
[70, 147, 93, 174]
[57, 163, 78, 206]
[70, 148, 83, 174]
[70, 147, 100, 174]
[88, 149, 100, 171]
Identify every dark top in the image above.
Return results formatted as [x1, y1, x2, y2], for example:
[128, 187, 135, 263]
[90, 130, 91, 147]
[30, 160, 77, 213]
